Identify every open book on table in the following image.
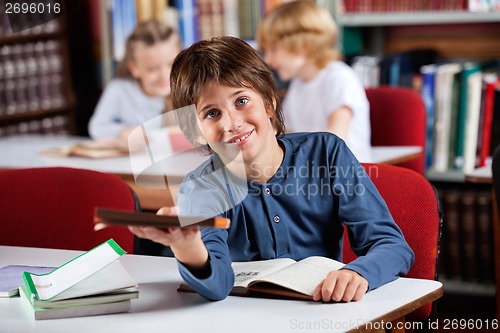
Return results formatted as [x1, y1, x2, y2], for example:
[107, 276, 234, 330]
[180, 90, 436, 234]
[20, 239, 138, 320]
[39, 140, 129, 159]
[178, 256, 345, 300]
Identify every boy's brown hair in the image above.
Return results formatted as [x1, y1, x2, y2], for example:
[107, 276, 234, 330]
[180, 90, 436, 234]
[170, 36, 285, 149]
[256, 0, 340, 68]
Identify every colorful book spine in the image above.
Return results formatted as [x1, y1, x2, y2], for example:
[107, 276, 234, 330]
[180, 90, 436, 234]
[455, 62, 481, 170]
[420, 64, 437, 169]
[432, 63, 461, 172]
[222, 0, 239, 37]
[463, 70, 484, 172]
[447, 70, 461, 170]
[490, 85, 500, 157]
[111, 0, 125, 61]
[176, 0, 199, 48]
[479, 75, 499, 166]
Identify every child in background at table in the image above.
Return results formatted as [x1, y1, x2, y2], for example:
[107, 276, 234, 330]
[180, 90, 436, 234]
[256, 0, 372, 162]
[126, 36, 414, 302]
[88, 20, 181, 147]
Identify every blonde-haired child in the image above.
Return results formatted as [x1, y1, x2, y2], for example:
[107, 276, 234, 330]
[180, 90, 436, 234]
[88, 20, 181, 146]
[257, 0, 372, 161]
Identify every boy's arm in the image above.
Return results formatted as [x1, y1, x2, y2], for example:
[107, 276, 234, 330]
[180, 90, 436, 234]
[176, 228, 234, 301]
[128, 208, 234, 301]
[334, 144, 415, 291]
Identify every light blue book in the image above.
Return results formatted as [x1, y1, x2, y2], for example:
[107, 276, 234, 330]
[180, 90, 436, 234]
[420, 64, 437, 169]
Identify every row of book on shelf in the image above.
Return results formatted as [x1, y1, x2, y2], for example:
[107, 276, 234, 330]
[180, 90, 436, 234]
[352, 53, 500, 173]
[0, 115, 69, 138]
[105, 0, 295, 61]
[438, 188, 494, 284]
[420, 59, 500, 173]
[340, 0, 500, 13]
[0, 40, 69, 117]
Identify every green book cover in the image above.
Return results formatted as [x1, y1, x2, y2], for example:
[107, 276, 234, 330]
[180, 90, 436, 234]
[22, 239, 129, 302]
[455, 60, 497, 169]
[455, 62, 481, 170]
[448, 70, 461, 169]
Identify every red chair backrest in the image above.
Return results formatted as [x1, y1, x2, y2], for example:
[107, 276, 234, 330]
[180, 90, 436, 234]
[366, 86, 426, 175]
[343, 163, 442, 321]
[0, 167, 138, 253]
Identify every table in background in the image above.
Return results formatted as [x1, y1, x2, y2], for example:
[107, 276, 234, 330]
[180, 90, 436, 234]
[0, 135, 422, 210]
[0, 245, 442, 333]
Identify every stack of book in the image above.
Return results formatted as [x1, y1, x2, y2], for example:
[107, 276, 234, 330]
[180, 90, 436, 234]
[18, 239, 138, 320]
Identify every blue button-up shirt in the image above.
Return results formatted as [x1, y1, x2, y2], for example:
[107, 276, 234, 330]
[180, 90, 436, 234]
[177, 132, 414, 300]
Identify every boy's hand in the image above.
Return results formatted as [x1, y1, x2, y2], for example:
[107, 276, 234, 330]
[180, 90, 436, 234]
[129, 206, 209, 273]
[313, 269, 368, 303]
[128, 207, 199, 248]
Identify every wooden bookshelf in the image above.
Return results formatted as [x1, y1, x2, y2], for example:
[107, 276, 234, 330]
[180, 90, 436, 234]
[332, 8, 500, 56]
[337, 11, 500, 27]
[0, 7, 76, 137]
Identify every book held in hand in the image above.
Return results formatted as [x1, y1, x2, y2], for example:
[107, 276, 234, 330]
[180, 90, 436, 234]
[20, 239, 138, 320]
[178, 256, 345, 300]
[94, 207, 231, 229]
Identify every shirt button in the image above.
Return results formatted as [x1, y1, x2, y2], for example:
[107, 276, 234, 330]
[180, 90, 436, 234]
[273, 215, 280, 223]
[264, 188, 271, 195]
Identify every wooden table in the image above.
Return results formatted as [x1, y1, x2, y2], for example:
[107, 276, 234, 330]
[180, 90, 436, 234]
[0, 245, 442, 333]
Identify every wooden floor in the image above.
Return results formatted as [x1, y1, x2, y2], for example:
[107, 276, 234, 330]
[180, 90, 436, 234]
[427, 293, 496, 333]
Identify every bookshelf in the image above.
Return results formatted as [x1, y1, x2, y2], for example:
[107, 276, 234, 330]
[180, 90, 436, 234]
[0, 6, 76, 137]
[330, 2, 500, 56]
[337, 11, 500, 26]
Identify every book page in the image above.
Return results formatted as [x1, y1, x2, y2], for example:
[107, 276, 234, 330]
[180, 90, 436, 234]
[24, 240, 125, 300]
[49, 260, 137, 301]
[249, 256, 345, 297]
[232, 258, 296, 288]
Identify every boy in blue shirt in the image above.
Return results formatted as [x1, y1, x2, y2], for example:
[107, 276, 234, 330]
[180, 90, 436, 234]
[129, 36, 414, 302]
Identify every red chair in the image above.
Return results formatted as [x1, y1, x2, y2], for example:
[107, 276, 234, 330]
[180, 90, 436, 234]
[343, 163, 442, 322]
[366, 86, 426, 175]
[0, 167, 139, 253]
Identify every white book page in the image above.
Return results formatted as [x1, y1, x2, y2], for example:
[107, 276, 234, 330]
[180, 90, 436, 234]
[29, 241, 123, 300]
[232, 258, 296, 288]
[50, 260, 137, 301]
[252, 256, 345, 296]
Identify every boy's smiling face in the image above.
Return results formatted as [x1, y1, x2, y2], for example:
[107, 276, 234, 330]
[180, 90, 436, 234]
[196, 83, 278, 165]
